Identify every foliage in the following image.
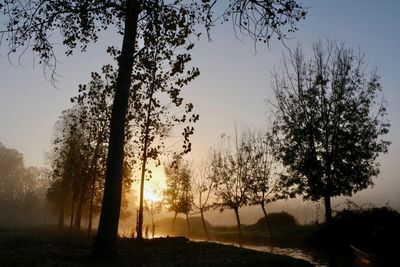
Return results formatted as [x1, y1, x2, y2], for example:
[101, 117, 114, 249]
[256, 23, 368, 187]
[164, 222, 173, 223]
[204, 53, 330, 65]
[191, 159, 213, 212]
[270, 41, 391, 222]
[246, 130, 285, 206]
[47, 71, 134, 229]
[127, 5, 200, 238]
[253, 212, 298, 229]
[163, 156, 193, 217]
[1, 0, 307, 253]
[210, 129, 258, 236]
[211, 130, 256, 212]
[0, 143, 45, 225]
[0, 1, 307, 74]
[191, 158, 214, 237]
[313, 205, 400, 262]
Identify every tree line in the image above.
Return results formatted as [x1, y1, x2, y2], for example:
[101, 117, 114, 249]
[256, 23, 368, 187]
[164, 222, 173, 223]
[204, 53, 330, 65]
[0, 143, 48, 226]
[161, 41, 390, 243]
[1, 0, 390, 261]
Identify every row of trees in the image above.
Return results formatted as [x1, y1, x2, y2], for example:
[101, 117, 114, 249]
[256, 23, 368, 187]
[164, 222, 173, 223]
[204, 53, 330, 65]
[45, 12, 200, 237]
[162, 129, 280, 239]
[3, 1, 389, 262]
[162, 42, 390, 243]
[1, 0, 307, 255]
[46, 67, 134, 234]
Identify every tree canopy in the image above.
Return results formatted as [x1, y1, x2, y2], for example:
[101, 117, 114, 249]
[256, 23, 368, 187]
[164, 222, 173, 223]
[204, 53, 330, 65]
[270, 41, 391, 223]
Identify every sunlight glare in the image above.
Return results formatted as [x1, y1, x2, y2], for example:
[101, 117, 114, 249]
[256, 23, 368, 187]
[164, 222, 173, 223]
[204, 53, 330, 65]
[131, 163, 166, 205]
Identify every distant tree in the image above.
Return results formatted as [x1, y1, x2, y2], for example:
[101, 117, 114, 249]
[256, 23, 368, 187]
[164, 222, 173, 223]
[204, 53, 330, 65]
[46, 108, 83, 229]
[246, 130, 282, 238]
[179, 167, 193, 234]
[47, 91, 134, 232]
[163, 156, 193, 234]
[211, 130, 255, 237]
[0, 143, 42, 225]
[144, 197, 162, 238]
[1, 0, 306, 254]
[71, 65, 115, 234]
[191, 158, 214, 239]
[270, 41, 391, 229]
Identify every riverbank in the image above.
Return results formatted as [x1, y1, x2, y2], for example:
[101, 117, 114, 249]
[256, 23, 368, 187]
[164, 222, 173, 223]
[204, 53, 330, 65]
[0, 228, 313, 267]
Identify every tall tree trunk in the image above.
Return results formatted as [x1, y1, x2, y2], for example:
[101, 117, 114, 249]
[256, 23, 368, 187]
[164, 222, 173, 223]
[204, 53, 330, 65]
[324, 194, 332, 224]
[74, 175, 88, 232]
[172, 211, 178, 233]
[58, 178, 66, 229]
[87, 132, 103, 237]
[260, 202, 274, 239]
[137, 154, 147, 240]
[151, 210, 155, 238]
[200, 208, 209, 240]
[233, 207, 242, 238]
[186, 213, 190, 235]
[324, 194, 337, 267]
[58, 191, 65, 229]
[87, 174, 96, 237]
[70, 193, 76, 230]
[94, 0, 140, 256]
[137, 90, 154, 240]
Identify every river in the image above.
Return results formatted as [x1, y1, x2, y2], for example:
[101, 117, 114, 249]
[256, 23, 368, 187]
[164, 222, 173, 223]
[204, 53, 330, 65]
[241, 244, 329, 267]
[197, 239, 329, 266]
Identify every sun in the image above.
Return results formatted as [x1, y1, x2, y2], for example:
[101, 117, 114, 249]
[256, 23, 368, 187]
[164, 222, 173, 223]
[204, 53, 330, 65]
[132, 163, 166, 204]
[144, 190, 161, 202]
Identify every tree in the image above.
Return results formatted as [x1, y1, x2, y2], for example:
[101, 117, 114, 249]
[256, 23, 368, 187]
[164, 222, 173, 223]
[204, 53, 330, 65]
[71, 65, 116, 234]
[144, 195, 162, 238]
[211, 130, 255, 237]
[0, 143, 42, 225]
[46, 108, 84, 230]
[1, 0, 306, 254]
[163, 156, 193, 234]
[191, 159, 214, 239]
[47, 72, 135, 233]
[130, 16, 199, 239]
[269, 40, 390, 235]
[246, 130, 281, 238]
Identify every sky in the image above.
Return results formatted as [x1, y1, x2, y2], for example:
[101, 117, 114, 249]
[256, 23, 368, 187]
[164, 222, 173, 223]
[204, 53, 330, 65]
[1, 1, 399, 225]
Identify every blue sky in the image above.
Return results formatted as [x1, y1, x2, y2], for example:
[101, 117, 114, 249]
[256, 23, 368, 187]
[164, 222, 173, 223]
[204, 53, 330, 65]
[1, 1, 399, 223]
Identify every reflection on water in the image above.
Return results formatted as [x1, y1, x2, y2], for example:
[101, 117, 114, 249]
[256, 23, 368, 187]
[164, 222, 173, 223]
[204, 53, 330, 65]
[201, 239, 329, 267]
[242, 244, 329, 267]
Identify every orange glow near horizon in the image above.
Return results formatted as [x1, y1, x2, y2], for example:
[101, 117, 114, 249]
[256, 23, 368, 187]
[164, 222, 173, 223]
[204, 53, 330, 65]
[131, 164, 166, 205]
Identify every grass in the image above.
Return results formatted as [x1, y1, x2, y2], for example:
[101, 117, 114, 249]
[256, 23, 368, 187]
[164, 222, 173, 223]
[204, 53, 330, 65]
[0, 227, 314, 267]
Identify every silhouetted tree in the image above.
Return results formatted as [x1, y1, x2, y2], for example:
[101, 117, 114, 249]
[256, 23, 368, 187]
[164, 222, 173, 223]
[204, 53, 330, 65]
[1, 0, 306, 254]
[163, 156, 193, 234]
[191, 158, 214, 239]
[130, 18, 199, 239]
[47, 91, 134, 233]
[269, 41, 391, 265]
[0, 143, 42, 225]
[46, 108, 84, 229]
[246, 130, 281, 238]
[211, 130, 255, 237]
[71, 65, 115, 233]
[144, 196, 162, 238]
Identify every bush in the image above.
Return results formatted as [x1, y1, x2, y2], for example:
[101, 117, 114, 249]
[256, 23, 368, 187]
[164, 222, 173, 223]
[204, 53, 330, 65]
[250, 212, 298, 231]
[313, 206, 400, 261]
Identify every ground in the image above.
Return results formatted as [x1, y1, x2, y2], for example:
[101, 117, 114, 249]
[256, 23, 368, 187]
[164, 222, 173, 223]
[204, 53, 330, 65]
[0, 228, 313, 267]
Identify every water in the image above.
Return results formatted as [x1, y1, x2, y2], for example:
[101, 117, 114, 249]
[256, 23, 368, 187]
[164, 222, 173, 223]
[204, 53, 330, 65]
[242, 244, 329, 267]
[200, 239, 329, 267]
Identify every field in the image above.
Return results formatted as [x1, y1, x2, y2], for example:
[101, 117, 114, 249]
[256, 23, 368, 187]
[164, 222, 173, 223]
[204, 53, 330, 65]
[0, 227, 313, 267]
